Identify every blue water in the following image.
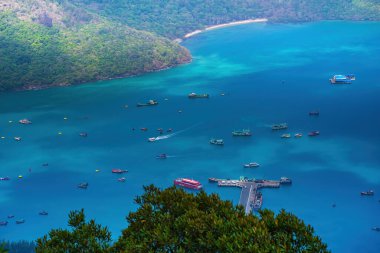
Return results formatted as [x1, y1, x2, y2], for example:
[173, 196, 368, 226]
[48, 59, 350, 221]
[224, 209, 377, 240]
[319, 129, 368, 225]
[1, 21, 380, 252]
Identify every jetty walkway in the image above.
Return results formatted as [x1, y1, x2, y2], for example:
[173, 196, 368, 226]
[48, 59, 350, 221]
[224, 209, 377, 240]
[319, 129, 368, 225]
[209, 177, 284, 215]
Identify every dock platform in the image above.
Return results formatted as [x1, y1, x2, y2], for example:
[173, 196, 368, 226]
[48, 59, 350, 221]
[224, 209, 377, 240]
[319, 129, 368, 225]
[210, 177, 287, 215]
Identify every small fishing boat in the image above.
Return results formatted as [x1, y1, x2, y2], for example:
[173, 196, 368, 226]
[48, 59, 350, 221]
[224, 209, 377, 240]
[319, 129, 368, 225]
[280, 177, 292, 184]
[208, 178, 220, 183]
[137, 100, 158, 107]
[271, 123, 288, 130]
[16, 219, 25, 224]
[7, 215, 14, 219]
[78, 182, 88, 189]
[232, 129, 252, 136]
[42, 163, 49, 167]
[14, 137, 22, 141]
[112, 169, 128, 174]
[156, 154, 167, 159]
[361, 190, 374, 196]
[281, 134, 291, 138]
[79, 132, 88, 137]
[19, 119, 32, 124]
[140, 128, 148, 131]
[0, 177, 10, 181]
[18, 175, 23, 179]
[39, 211, 48, 216]
[243, 162, 260, 168]
[308, 131, 320, 137]
[309, 111, 320, 116]
[294, 133, 303, 138]
[210, 139, 224, 145]
[372, 227, 380, 232]
[0, 221, 8, 226]
[330, 74, 355, 84]
[253, 192, 263, 210]
[188, 93, 209, 98]
[167, 128, 173, 132]
[117, 177, 126, 182]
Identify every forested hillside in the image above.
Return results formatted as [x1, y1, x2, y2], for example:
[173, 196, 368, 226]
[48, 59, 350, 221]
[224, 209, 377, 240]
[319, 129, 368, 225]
[0, 0, 190, 91]
[1, 0, 380, 91]
[69, 0, 380, 38]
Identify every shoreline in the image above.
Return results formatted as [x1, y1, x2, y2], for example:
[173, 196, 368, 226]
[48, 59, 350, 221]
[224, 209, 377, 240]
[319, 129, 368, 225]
[177, 18, 268, 42]
[10, 18, 269, 92]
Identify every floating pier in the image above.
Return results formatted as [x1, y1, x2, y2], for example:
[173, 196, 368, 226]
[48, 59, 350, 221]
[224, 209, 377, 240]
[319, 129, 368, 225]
[210, 177, 287, 215]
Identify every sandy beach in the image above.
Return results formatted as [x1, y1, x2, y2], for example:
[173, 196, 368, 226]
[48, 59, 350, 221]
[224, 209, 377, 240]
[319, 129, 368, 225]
[180, 18, 268, 41]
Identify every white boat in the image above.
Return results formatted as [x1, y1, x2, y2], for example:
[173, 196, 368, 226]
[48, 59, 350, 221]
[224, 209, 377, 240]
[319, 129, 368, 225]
[243, 162, 260, 168]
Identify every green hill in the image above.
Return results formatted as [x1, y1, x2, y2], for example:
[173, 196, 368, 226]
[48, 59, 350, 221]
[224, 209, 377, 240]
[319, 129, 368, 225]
[0, 1, 190, 91]
[1, 0, 380, 91]
[68, 0, 380, 38]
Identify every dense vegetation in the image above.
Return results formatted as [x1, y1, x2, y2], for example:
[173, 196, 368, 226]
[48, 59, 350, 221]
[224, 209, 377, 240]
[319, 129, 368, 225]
[36, 185, 329, 253]
[0, 2, 189, 91]
[1, 0, 380, 91]
[69, 0, 380, 38]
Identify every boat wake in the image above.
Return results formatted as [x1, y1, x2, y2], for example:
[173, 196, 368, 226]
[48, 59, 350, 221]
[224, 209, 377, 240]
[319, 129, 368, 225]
[149, 123, 202, 142]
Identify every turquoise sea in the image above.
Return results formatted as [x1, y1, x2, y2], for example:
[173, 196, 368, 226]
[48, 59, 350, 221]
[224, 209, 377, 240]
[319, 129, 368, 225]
[1, 21, 380, 252]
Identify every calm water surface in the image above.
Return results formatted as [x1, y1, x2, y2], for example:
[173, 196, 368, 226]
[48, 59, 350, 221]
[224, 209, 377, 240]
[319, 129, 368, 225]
[1, 21, 380, 252]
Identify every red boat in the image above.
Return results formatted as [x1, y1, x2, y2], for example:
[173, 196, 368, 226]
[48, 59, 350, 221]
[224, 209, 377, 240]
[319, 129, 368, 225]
[174, 178, 202, 190]
[112, 169, 128, 174]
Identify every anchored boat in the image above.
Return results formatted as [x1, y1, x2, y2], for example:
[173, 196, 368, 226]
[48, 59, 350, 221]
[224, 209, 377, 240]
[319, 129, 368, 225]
[330, 74, 355, 84]
[232, 129, 252, 136]
[253, 192, 263, 210]
[361, 190, 374, 196]
[309, 111, 320, 116]
[280, 177, 292, 184]
[188, 93, 209, 98]
[210, 139, 224, 145]
[19, 119, 32, 124]
[243, 162, 260, 168]
[78, 182, 88, 189]
[16, 219, 25, 224]
[272, 123, 288, 130]
[308, 131, 320, 137]
[112, 169, 128, 174]
[174, 178, 203, 190]
[137, 100, 158, 107]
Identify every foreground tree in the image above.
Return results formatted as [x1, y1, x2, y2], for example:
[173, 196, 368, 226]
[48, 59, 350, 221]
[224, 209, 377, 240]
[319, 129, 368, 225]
[111, 185, 329, 253]
[36, 185, 329, 252]
[36, 209, 111, 253]
[0, 243, 8, 253]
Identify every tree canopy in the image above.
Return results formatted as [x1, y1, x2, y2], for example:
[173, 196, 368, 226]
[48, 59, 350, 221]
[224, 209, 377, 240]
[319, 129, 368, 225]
[36, 209, 112, 253]
[36, 185, 329, 253]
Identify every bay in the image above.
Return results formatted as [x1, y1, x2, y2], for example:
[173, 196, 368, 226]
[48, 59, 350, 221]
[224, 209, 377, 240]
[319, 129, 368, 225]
[1, 21, 380, 252]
